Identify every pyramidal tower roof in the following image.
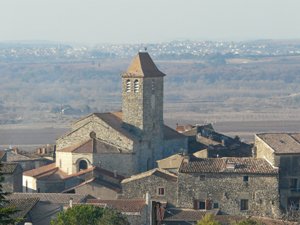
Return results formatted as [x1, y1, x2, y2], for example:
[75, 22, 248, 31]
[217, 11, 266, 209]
[122, 52, 166, 78]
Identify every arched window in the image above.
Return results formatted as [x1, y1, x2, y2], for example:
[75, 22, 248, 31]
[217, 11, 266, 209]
[134, 79, 139, 93]
[79, 160, 88, 171]
[126, 79, 131, 93]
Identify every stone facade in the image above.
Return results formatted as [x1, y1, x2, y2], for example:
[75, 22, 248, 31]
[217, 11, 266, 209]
[55, 52, 187, 177]
[177, 172, 280, 218]
[255, 133, 300, 211]
[1, 163, 23, 192]
[121, 169, 178, 206]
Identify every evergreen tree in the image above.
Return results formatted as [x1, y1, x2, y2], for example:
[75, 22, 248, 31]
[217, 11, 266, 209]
[0, 162, 18, 225]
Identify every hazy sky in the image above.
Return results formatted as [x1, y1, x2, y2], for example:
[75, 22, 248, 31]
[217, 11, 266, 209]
[1, 0, 300, 44]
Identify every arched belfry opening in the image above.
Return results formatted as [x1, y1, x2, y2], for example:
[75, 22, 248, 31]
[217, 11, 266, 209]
[79, 160, 88, 171]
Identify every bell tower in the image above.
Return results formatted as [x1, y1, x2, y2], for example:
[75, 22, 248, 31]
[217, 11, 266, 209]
[121, 52, 165, 136]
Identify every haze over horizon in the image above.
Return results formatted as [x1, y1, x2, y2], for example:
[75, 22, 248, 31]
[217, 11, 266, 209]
[1, 0, 300, 44]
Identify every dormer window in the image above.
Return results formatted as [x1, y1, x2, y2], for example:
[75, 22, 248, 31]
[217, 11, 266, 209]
[126, 80, 131, 93]
[134, 79, 139, 93]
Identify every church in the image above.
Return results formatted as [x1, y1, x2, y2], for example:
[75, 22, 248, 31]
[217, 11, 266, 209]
[54, 52, 187, 176]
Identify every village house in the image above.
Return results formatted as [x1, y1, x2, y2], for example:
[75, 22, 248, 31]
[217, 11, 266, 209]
[177, 156, 281, 218]
[255, 133, 300, 211]
[177, 123, 252, 157]
[7, 193, 92, 225]
[1, 162, 23, 192]
[23, 162, 123, 196]
[21, 52, 187, 194]
[121, 168, 178, 206]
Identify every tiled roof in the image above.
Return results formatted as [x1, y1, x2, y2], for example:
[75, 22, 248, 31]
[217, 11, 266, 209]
[8, 193, 90, 204]
[5, 197, 39, 219]
[179, 157, 278, 175]
[58, 138, 121, 154]
[23, 163, 60, 178]
[256, 133, 300, 154]
[122, 52, 165, 78]
[122, 168, 177, 184]
[86, 199, 146, 212]
[163, 208, 218, 222]
[0, 162, 19, 174]
[63, 177, 122, 193]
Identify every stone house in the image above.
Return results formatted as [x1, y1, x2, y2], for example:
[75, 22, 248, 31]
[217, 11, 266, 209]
[55, 52, 187, 177]
[177, 156, 281, 218]
[1, 162, 23, 192]
[7, 193, 92, 225]
[63, 171, 123, 199]
[255, 133, 300, 211]
[23, 162, 123, 195]
[177, 123, 252, 157]
[121, 168, 178, 206]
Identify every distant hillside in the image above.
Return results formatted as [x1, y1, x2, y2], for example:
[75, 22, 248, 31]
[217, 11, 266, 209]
[0, 40, 300, 125]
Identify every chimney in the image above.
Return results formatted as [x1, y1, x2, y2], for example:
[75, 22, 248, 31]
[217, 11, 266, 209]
[183, 155, 190, 164]
[69, 197, 73, 208]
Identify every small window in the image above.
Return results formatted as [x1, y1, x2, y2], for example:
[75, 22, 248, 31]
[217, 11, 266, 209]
[243, 176, 249, 182]
[151, 80, 155, 93]
[134, 79, 139, 93]
[213, 202, 219, 208]
[200, 175, 206, 181]
[241, 199, 249, 211]
[157, 187, 165, 196]
[199, 201, 206, 210]
[126, 80, 131, 93]
[25, 180, 28, 192]
[290, 178, 298, 189]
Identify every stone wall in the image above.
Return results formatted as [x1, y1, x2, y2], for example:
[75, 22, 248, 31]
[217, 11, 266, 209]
[121, 174, 177, 206]
[163, 138, 188, 158]
[75, 182, 119, 199]
[177, 172, 281, 218]
[255, 135, 279, 166]
[56, 116, 133, 152]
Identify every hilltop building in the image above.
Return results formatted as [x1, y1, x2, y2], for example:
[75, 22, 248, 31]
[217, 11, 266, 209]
[22, 52, 187, 193]
[54, 52, 187, 177]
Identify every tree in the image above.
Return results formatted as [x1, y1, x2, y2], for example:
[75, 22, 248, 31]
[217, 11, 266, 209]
[50, 205, 129, 225]
[0, 163, 19, 225]
[98, 208, 130, 225]
[197, 214, 221, 225]
[231, 218, 265, 225]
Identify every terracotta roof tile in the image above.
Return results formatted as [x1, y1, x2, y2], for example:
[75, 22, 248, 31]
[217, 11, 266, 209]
[179, 157, 278, 175]
[257, 133, 300, 154]
[86, 199, 146, 212]
[23, 163, 57, 177]
[122, 52, 165, 78]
